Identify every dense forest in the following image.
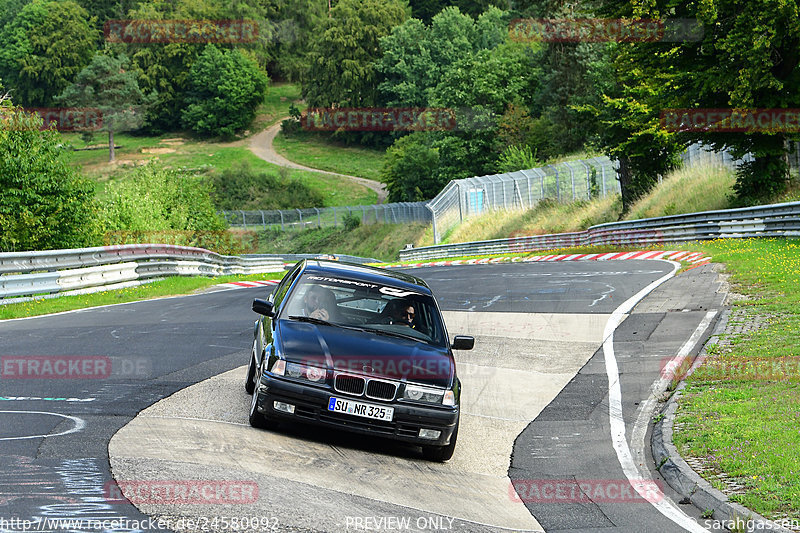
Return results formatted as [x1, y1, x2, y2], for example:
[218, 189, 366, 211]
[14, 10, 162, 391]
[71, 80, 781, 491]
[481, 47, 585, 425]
[2, 0, 798, 250]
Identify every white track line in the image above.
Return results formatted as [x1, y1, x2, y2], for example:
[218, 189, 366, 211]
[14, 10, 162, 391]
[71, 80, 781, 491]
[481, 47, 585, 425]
[0, 411, 85, 441]
[602, 261, 709, 532]
[630, 310, 718, 483]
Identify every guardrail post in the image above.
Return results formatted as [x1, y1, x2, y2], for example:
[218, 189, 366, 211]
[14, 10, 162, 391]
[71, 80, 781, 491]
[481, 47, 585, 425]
[240, 210, 247, 229]
[457, 182, 464, 222]
[568, 163, 575, 201]
[296, 209, 303, 230]
[280, 210, 284, 230]
[547, 165, 560, 202]
[430, 205, 439, 244]
[260, 210, 266, 228]
[315, 207, 321, 227]
[579, 160, 591, 199]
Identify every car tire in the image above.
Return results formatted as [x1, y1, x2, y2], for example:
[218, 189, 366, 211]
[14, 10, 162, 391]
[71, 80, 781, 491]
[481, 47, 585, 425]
[244, 339, 258, 395]
[248, 363, 277, 430]
[422, 419, 458, 462]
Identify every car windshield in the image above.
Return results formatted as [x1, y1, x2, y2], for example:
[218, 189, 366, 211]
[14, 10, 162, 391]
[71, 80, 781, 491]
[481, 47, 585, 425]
[281, 273, 447, 347]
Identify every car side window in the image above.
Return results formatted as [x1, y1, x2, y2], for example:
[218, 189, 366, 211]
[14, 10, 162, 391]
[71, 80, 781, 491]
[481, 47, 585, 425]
[271, 266, 301, 310]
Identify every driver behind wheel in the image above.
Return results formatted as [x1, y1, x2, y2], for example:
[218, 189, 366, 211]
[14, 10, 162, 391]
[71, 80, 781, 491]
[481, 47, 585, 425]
[391, 301, 416, 328]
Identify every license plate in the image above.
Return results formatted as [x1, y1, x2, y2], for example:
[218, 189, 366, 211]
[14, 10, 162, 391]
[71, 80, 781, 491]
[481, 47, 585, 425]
[327, 397, 394, 422]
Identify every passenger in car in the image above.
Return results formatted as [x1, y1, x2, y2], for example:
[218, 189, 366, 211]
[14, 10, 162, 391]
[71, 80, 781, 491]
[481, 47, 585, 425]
[303, 286, 336, 321]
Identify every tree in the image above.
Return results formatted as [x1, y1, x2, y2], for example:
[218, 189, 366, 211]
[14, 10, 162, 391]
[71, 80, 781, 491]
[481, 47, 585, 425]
[424, 40, 541, 178]
[303, 0, 409, 108]
[431, 41, 539, 115]
[117, 0, 228, 132]
[73, 0, 140, 29]
[408, 0, 509, 22]
[181, 44, 268, 139]
[0, 0, 98, 107]
[576, 47, 682, 212]
[595, 0, 800, 203]
[378, 7, 529, 186]
[0, 0, 32, 30]
[0, 98, 99, 251]
[377, 6, 510, 108]
[245, 0, 328, 81]
[57, 53, 154, 161]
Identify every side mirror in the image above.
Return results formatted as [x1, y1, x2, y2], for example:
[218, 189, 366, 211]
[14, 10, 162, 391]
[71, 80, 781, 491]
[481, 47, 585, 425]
[252, 298, 274, 317]
[451, 335, 474, 350]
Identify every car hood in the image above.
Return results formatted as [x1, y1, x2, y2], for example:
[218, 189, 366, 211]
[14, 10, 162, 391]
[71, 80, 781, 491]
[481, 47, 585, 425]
[277, 319, 454, 388]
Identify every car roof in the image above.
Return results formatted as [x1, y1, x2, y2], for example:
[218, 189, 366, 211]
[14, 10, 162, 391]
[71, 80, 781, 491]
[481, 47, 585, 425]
[300, 260, 433, 296]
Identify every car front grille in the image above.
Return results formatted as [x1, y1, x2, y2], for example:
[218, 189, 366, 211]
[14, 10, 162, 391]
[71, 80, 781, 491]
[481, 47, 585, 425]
[366, 379, 397, 401]
[334, 374, 365, 395]
[333, 373, 397, 401]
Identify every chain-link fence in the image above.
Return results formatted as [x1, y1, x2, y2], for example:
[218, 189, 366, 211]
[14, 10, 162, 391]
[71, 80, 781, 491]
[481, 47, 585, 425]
[680, 142, 754, 168]
[223, 202, 431, 230]
[427, 156, 620, 243]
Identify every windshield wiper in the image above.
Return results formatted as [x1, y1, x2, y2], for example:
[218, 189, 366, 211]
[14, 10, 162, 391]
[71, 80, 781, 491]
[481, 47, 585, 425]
[287, 315, 335, 327]
[287, 316, 368, 332]
[358, 326, 420, 342]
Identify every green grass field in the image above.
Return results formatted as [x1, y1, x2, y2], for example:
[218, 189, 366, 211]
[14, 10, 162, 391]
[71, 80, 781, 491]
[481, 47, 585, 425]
[671, 238, 800, 521]
[272, 130, 386, 181]
[252, 82, 304, 130]
[62, 134, 377, 207]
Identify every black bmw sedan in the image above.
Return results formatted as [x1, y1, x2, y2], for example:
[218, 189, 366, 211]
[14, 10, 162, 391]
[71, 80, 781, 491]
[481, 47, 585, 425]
[245, 259, 474, 461]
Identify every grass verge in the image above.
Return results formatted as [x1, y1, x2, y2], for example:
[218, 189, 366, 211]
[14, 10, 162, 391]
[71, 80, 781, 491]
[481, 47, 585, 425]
[670, 238, 800, 521]
[251, 82, 303, 131]
[272, 130, 385, 180]
[0, 272, 286, 321]
[253, 223, 430, 262]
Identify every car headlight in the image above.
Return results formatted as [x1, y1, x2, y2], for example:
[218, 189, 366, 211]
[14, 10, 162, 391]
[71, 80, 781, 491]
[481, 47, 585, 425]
[403, 384, 446, 404]
[286, 362, 326, 383]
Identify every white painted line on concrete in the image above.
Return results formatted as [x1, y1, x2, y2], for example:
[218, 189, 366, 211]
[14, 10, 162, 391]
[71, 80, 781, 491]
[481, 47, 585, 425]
[602, 261, 709, 533]
[630, 310, 718, 478]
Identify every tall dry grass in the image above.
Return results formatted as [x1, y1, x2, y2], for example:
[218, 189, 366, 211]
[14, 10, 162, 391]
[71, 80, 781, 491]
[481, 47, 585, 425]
[442, 163, 737, 244]
[626, 163, 735, 220]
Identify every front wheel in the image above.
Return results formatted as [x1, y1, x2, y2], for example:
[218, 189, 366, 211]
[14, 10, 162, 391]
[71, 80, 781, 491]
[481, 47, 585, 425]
[244, 339, 258, 394]
[248, 362, 277, 430]
[422, 420, 458, 462]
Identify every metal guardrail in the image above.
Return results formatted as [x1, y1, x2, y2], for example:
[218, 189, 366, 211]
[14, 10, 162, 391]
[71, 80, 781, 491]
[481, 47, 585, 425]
[243, 253, 381, 264]
[0, 244, 286, 302]
[399, 200, 800, 261]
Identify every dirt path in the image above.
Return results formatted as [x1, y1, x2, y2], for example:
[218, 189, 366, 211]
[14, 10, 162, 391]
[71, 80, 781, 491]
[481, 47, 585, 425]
[249, 119, 388, 204]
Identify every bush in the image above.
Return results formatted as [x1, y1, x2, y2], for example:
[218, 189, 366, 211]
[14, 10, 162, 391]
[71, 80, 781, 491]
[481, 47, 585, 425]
[342, 212, 361, 231]
[210, 161, 324, 210]
[497, 145, 540, 173]
[101, 164, 226, 234]
[280, 103, 303, 135]
[381, 133, 442, 202]
[0, 102, 100, 251]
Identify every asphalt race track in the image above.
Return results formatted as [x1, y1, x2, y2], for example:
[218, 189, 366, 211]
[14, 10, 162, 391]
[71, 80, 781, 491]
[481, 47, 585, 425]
[0, 260, 725, 532]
